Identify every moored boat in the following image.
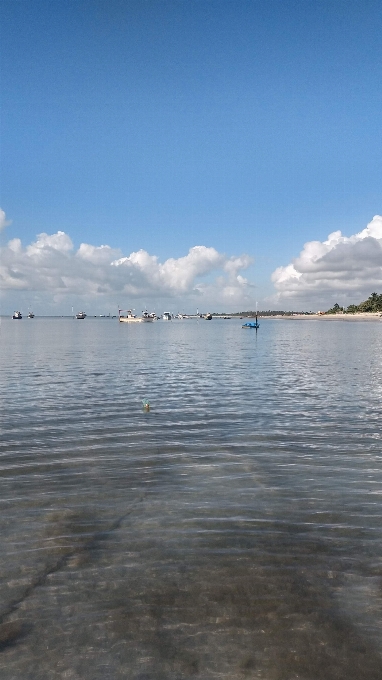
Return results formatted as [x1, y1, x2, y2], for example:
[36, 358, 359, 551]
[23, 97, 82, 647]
[162, 312, 172, 321]
[242, 321, 259, 329]
[141, 311, 155, 322]
[28, 312, 35, 318]
[76, 311, 87, 319]
[204, 313, 212, 320]
[119, 309, 155, 323]
[119, 309, 141, 323]
[12, 311, 22, 319]
[242, 312, 259, 329]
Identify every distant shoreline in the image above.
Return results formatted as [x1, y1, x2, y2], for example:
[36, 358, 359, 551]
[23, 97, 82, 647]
[2, 312, 381, 321]
[264, 312, 382, 321]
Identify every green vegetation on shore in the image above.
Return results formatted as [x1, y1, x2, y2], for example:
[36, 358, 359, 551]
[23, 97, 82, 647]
[212, 292, 382, 317]
[326, 292, 382, 314]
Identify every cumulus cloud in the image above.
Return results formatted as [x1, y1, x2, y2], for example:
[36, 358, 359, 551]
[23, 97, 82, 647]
[0, 229, 254, 310]
[112, 245, 225, 294]
[271, 216, 382, 308]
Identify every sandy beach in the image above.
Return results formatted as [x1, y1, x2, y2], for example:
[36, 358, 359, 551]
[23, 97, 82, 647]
[268, 312, 382, 321]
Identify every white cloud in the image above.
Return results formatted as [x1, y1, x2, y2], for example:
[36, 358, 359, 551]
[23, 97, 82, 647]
[26, 231, 73, 255]
[112, 245, 225, 294]
[0, 208, 12, 232]
[0, 230, 254, 311]
[271, 215, 382, 308]
[77, 243, 123, 264]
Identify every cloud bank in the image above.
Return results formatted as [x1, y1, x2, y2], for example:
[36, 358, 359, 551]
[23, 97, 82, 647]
[271, 215, 382, 309]
[0, 217, 254, 312]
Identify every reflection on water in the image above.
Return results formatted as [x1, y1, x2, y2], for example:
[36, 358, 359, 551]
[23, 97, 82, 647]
[1, 317, 382, 678]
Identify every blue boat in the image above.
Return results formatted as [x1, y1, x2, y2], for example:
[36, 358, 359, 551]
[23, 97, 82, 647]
[242, 321, 259, 329]
[242, 313, 259, 329]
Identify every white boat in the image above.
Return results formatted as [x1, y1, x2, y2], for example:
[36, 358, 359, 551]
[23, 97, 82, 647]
[76, 311, 87, 319]
[141, 311, 155, 322]
[119, 309, 141, 323]
[162, 312, 172, 321]
[28, 312, 35, 318]
[12, 311, 22, 319]
[119, 309, 154, 323]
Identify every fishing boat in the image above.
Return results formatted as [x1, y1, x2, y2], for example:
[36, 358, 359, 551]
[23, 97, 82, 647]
[12, 311, 22, 319]
[141, 311, 155, 322]
[76, 311, 87, 319]
[119, 309, 154, 323]
[119, 309, 141, 323]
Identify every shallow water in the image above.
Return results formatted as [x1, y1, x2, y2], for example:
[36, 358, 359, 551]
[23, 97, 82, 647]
[1, 316, 382, 679]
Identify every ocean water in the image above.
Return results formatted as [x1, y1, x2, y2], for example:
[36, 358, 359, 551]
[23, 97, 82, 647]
[1, 316, 382, 679]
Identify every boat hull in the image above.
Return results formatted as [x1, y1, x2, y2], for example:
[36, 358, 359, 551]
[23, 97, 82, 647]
[119, 308, 155, 322]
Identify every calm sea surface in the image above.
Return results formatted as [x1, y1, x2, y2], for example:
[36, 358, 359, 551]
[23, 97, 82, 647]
[1, 316, 382, 679]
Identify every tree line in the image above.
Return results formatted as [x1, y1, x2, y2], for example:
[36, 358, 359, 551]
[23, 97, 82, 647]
[327, 292, 382, 314]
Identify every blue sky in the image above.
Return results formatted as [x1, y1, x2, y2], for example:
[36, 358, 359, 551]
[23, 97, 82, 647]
[1, 0, 382, 313]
